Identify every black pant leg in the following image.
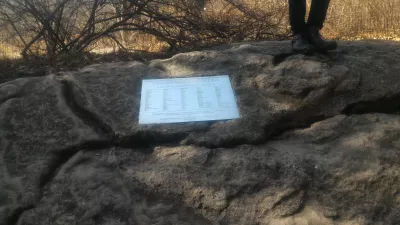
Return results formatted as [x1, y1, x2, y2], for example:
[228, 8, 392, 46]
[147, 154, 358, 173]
[288, 0, 307, 34]
[308, 0, 331, 29]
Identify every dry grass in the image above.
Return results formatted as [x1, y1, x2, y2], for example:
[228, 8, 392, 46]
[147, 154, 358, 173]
[328, 32, 400, 42]
[0, 43, 21, 59]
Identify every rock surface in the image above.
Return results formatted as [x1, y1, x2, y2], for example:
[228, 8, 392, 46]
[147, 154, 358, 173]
[1, 40, 400, 225]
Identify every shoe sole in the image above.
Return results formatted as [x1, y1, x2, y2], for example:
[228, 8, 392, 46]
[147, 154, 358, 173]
[292, 46, 315, 55]
[315, 43, 338, 52]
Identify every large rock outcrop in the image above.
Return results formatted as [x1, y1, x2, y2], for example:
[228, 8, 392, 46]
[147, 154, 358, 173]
[1, 40, 400, 225]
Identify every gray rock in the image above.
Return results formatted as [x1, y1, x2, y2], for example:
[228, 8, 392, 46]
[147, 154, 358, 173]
[0, 41, 400, 225]
[0, 76, 100, 224]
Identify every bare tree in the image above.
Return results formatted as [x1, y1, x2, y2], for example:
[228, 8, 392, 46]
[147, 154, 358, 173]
[0, 0, 288, 58]
[0, 0, 154, 58]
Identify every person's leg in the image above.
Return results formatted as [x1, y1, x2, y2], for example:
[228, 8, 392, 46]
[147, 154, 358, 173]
[288, 0, 313, 54]
[307, 0, 337, 51]
[307, 0, 330, 29]
[289, 0, 307, 34]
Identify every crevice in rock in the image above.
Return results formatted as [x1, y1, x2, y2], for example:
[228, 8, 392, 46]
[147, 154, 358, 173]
[202, 149, 215, 166]
[268, 113, 328, 139]
[38, 139, 112, 189]
[0, 94, 20, 106]
[38, 132, 188, 191]
[271, 189, 306, 217]
[187, 135, 266, 149]
[261, 94, 400, 146]
[177, 93, 400, 150]
[272, 52, 295, 66]
[184, 114, 328, 150]
[61, 80, 114, 138]
[151, 93, 400, 150]
[267, 92, 400, 143]
[341, 93, 400, 115]
[5, 204, 35, 225]
[272, 189, 303, 210]
[116, 131, 188, 149]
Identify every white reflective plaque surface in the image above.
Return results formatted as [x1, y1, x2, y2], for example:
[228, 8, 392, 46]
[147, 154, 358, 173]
[139, 75, 240, 124]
